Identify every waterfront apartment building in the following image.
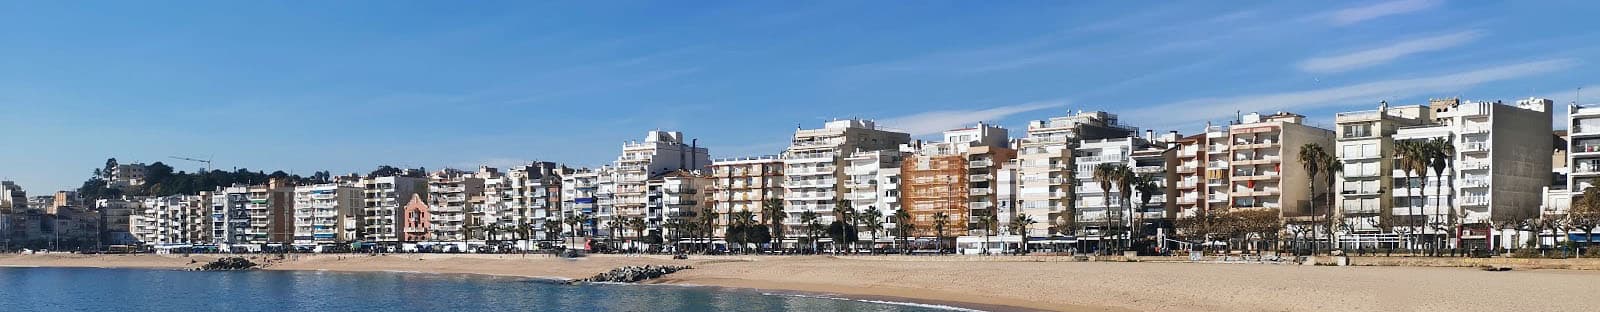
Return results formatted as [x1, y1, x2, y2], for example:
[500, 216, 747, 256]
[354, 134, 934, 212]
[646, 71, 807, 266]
[1567, 100, 1600, 193]
[844, 150, 902, 244]
[1071, 137, 1148, 244]
[609, 131, 710, 236]
[1384, 98, 1550, 249]
[1173, 125, 1232, 218]
[487, 163, 565, 241]
[252, 180, 295, 245]
[1014, 111, 1138, 242]
[133, 196, 192, 246]
[899, 123, 1014, 238]
[361, 176, 428, 243]
[561, 169, 604, 239]
[401, 194, 431, 242]
[1226, 112, 1334, 221]
[1333, 104, 1430, 243]
[782, 119, 910, 232]
[427, 170, 484, 242]
[707, 156, 785, 238]
[1130, 136, 1178, 223]
[96, 198, 139, 245]
[292, 184, 362, 246]
[648, 170, 709, 240]
[210, 186, 250, 246]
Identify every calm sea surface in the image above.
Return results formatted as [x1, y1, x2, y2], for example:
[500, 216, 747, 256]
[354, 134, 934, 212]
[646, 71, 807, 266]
[0, 267, 963, 312]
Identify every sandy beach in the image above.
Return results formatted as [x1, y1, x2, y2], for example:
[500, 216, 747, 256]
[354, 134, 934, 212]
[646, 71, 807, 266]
[4, 253, 1598, 311]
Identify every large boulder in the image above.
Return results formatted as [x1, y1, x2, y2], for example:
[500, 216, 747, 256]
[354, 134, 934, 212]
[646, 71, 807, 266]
[197, 257, 258, 271]
[572, 265, 691, 284]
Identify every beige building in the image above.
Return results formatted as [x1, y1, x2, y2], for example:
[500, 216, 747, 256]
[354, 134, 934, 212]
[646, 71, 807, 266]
[427, 169, 485, 241]
[707, 156, 784, 237]
[781, 119, 910, 231]
[1227, 112, 1334, 221]
[1333, 104, 1430, 245]
[1014, 111, 1139, 243]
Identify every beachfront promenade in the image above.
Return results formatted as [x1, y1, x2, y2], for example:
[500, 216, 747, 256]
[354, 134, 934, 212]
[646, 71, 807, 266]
[4, 253, 1598, 312]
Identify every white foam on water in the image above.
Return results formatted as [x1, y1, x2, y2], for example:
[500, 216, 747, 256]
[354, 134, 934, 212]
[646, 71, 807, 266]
[759, 292, 986, 311]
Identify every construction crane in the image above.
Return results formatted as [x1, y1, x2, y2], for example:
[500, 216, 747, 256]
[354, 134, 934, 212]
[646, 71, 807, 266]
[169, 155, 213, 172]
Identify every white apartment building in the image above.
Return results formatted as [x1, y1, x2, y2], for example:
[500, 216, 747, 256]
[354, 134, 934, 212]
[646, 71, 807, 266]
[1072, 137, 1141, 246]
[1334, 104, 1430, 247]
[486, 162, 565, 241]
[782, 119, 910, 233]
[292, 184, 361, 247]
[610, 131, 711, 234]
[211, 186, 251, 246]
[561, 169, 603, 240]
[649, 171, 708, 241]
[361, 176, 427, 243]
[427, 170, 484, 241]
[1384, 98, 1551, 250]
[844, 150, 901, 244]
[135, 195, 201, 247]
[1014, 111, 1138, 248]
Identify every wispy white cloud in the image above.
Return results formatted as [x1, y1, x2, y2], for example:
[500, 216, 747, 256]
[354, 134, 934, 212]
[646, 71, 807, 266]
[1328, 0, 1440, 25]
[1298, 30, 1482, 73]
[1127, 58, 1576, 127]
[882, 100, 1069, 136]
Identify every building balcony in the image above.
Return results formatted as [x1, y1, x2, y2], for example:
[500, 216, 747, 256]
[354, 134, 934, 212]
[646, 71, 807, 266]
[969, 188, 992, 196]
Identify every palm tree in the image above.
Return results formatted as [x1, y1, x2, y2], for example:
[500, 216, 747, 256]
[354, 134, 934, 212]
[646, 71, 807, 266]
[541, 218, 561, 243]
[1394, 140, 1425, 254]
[1134, 173, 1160, 251]
[800, 211, 820, 253]
[892, 209, 913, 252]
[932, 211, 950, 254]
[1010, 213, 1037, 254]
[1092, 163, 1121, 254]
[1323, 158, 1343, 252]
[731, 209, 758, 253]
[627, 217, 647, 252]
[1426, 138, 1454, 252]
[832, 201, 856, 254]
[800, 209, 825, 252]
[761, 199, 786, 252]
[1298, 143, 1329, 254]
[859, 206, 884, 253]
[1114, 165, 1136, 252]
[696, 206, 719, 253]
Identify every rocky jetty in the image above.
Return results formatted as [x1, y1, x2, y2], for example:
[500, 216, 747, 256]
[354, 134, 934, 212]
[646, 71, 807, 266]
[196, 257, 259, 271]
[572, 265, 691, 284]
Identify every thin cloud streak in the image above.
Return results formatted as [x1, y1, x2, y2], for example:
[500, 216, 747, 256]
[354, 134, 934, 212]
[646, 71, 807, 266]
[1128, 58, 1576, 127]
[1329, 0, 1440, 25]
[882, 100, 1069, 136]
[1299, 31, 1482, 73]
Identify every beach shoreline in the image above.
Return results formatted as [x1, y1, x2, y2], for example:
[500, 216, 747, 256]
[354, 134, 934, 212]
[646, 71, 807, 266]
[4, 253, 1598, 311]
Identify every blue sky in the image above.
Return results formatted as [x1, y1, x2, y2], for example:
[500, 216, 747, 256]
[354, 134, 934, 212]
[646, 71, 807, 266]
[2, 0, 1597, 191]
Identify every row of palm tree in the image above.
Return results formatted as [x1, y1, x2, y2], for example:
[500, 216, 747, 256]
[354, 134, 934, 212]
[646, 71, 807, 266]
[1089, 162, 1161, 254]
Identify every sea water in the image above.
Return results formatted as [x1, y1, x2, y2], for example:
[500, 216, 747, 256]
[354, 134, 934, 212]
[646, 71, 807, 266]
[0, 267, 964, 311]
